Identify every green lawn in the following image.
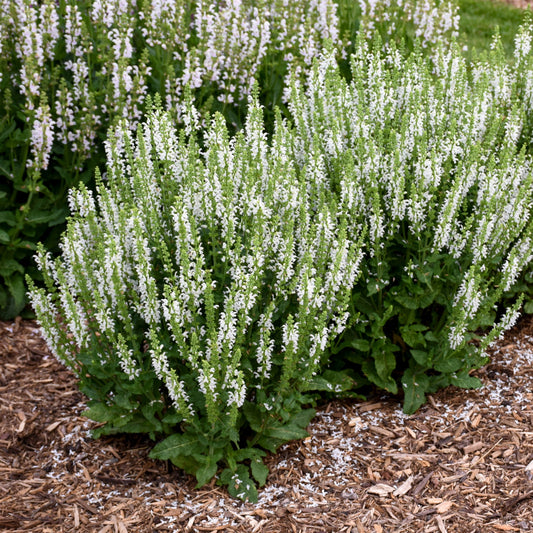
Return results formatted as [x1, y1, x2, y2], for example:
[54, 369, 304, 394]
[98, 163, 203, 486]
[459, 0, 528, 59]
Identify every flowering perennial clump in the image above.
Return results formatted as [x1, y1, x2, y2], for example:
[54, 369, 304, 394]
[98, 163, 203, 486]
[288, 35, 533, 412]
[28, 98, 363, 501]
[14, 1, 533, 501]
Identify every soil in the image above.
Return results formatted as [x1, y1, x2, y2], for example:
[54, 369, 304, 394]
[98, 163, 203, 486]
[1, 314, 533, 533]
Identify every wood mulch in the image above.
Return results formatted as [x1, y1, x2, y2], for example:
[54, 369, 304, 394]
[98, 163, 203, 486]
[1, 314, 533, 533]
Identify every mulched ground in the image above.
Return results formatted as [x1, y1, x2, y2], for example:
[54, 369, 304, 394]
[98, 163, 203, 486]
[1, 315, 532, 533]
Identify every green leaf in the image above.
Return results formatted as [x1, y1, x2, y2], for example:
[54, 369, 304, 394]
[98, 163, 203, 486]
[0, 121, 16, 144]
[349, 338, 371, 351]
[0, 258, 24, 277]
[260, 421, 309, 443]
[251, 458, 269, 486]
[410, 349, 429, 366]
[0, 229, 9, 243]
[26, 208, 67, 225]
[0, 211, 16, 226]
[195, 457, 219, 487]
[290, 408, 316, 429]
[232, 448, 266, 463]
[366, 278, 387, 296]
[394, 292, 420, 310]
[82, 402, 123, 423]
[243, 402, 263, 432]
[433, 354, 463, 373]
[524, 300, 533, 314]
[374, 345, 397, 381]
[424, 331, 439, 343]
[161, 412, 182, 425]
[150, 433, 200, 461]
[362, 358, 398, 394]
[450, 373, 482, 389]
[1, 273, 26, 319]
[0, 162, 12, 180]
[401, 368, 430, 414]
[96, 417, 154, 436]
[224, 465, 258, 503]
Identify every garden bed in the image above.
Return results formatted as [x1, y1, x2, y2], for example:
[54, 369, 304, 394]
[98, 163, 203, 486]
[1, 317, 532, 532]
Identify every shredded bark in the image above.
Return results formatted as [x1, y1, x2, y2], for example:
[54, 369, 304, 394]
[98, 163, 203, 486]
[1, 313, 533, 532]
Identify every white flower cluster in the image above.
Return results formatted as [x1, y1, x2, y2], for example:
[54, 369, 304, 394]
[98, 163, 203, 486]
[0, 0, 346, 174]
[29, 98, 362, 427]
[358, 0, 459, 49]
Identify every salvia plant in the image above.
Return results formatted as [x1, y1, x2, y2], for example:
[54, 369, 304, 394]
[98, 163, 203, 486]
[288, 35, 533, 413]
[28, 95, 364, 501]
[30, 24, 533, 499]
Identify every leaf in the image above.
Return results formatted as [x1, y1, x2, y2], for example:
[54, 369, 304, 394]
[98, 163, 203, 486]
[232, 448, 266, 463]
[149, 433, 200, 461]
[82, 402, 123, 423]
[394, 292, 420, 310]
[0, 121, 16, 144]
[260, 421, 309, 443]
[401, 368, 430, 414]
[227, 468, 258, 503]
[195, 457, 218, 487]
[290, 408, 316, 429]
[400, 324, 428, 348]
[0, 258, 24, 277]
[330, 336, 370, 355]
[410, 349, 429, 366]
[170, 454, 203, 475]
[362, 358, 398, 394]
[243, 402, 263, 432]
[303, 370, 356, 393]
[255, 409, 313, 454]
[374, 345, 397, 381]
[348, 338, 371, 351]
[0, 211, 16, 226]
[250, 458, 269, 486]
[26, 208, 66, 225]
[0, 229, 9, 243]
[433, 354, 463, 373]
[450, 373, 482, 389]
[0, 273, 26, 319]
[524, 300, 533, 314]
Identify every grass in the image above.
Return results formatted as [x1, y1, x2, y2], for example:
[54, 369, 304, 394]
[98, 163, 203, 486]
[458, 0, 528, 59]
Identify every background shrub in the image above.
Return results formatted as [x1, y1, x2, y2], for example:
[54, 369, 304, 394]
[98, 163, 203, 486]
[0, 0, 346, 319]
